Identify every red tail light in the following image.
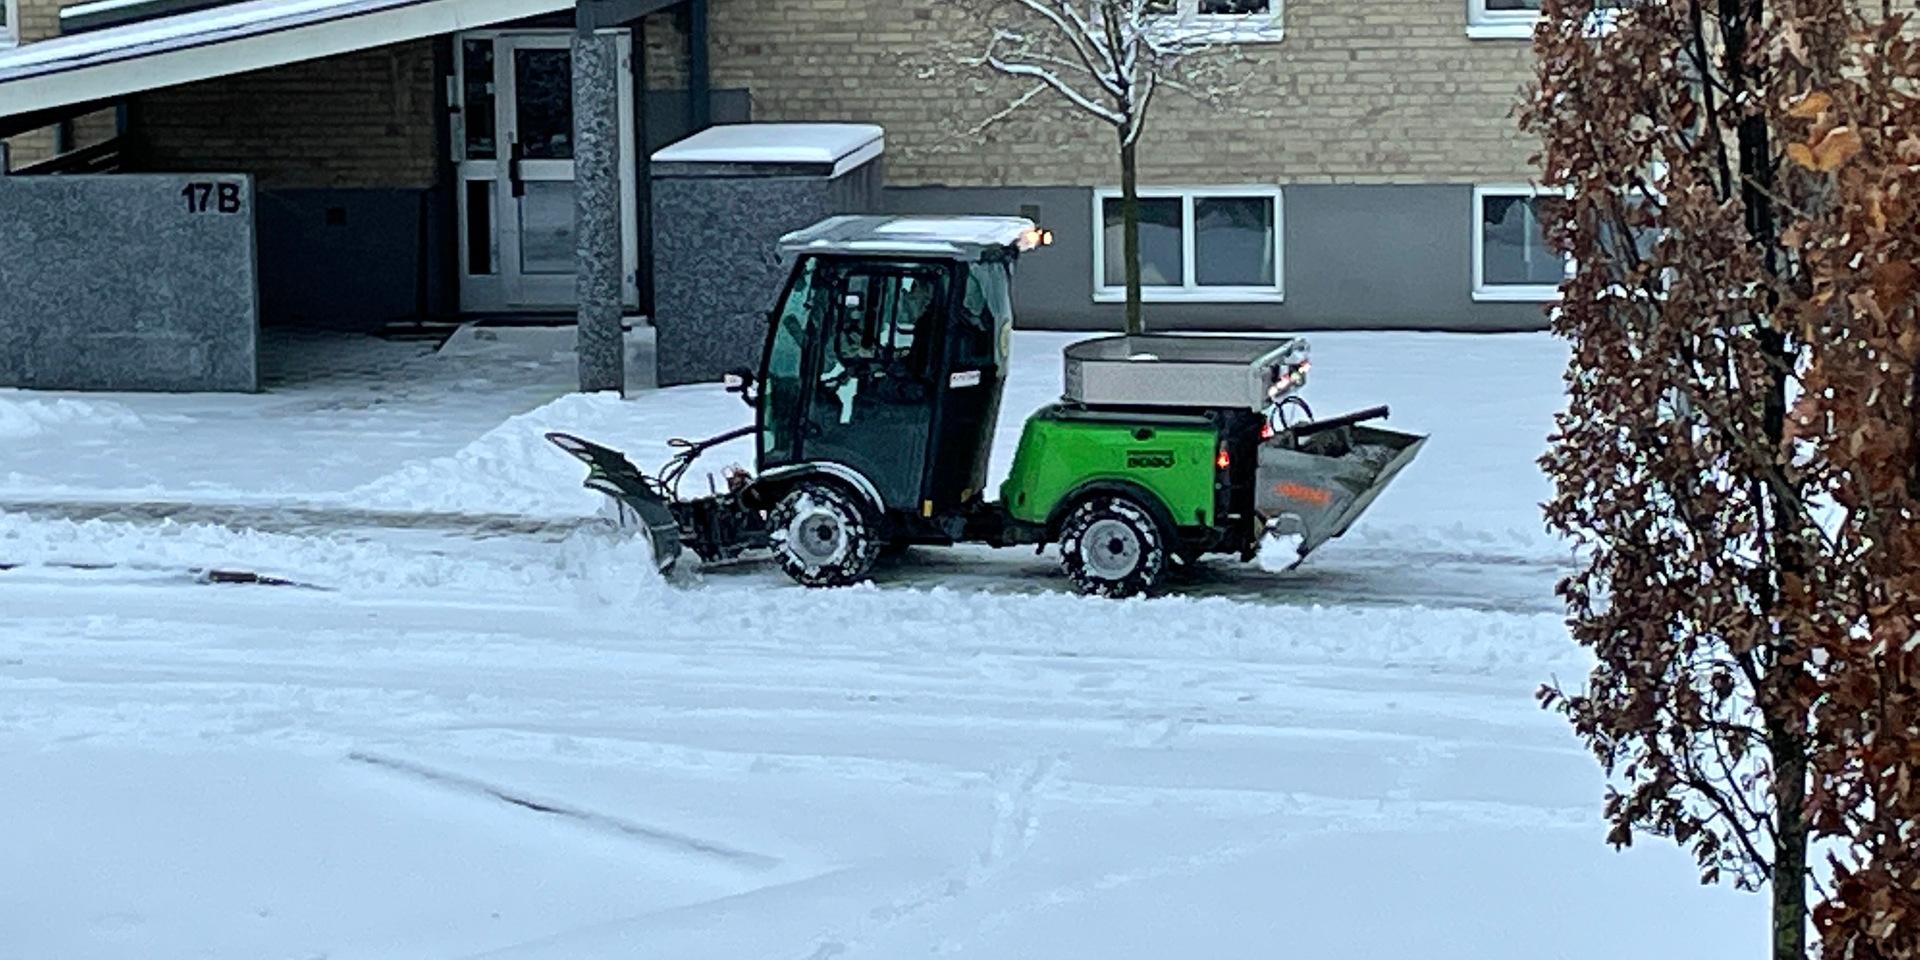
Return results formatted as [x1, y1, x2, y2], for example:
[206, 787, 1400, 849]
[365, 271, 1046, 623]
[1215, 446, 1232, 470]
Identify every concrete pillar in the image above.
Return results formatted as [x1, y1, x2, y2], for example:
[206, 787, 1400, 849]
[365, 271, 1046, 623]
[572, 29, 625, 394]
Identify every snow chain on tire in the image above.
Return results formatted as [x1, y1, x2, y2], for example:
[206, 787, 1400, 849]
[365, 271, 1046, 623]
[1058, 495, 1169, 599]
[768, 481, 882, 588]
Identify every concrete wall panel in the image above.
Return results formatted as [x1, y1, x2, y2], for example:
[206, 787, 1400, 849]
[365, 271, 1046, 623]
[0, 171, 259, 391]
[652, 160, 882, 386]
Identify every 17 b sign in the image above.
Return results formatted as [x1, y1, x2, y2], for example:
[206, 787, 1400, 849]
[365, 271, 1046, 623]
[180, 181, 244, 214]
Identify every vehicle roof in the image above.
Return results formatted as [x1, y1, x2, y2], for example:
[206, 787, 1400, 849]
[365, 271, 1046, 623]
[778, 215, 1041, 260]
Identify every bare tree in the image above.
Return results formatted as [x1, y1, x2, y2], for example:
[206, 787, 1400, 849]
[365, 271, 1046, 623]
[950, 0, 1248, 334]
[1524, 0, 1920, 957]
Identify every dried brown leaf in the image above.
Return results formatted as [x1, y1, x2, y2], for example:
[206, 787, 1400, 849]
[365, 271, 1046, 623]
[1789, 90, 1833, 119]
[1812, 126, 1865, 172]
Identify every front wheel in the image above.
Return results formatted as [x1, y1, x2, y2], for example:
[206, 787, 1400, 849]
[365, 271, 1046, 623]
[768, 481, 882, 587]
[1058, 495, 1170, 599]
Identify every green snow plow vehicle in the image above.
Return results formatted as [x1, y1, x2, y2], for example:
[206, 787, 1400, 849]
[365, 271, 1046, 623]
[548, 215, 1425, 598]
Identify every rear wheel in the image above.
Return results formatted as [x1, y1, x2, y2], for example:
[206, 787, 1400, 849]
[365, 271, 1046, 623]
[1058, 495, 1169, 599]
[769, 481, 882, 587]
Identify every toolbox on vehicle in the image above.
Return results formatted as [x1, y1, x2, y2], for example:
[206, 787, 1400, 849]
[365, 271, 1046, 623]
[1062, 335, 1309, 412]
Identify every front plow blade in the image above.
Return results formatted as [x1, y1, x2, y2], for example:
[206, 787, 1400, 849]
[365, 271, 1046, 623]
[1255, 423, 1428, 561]
[545, 432, 684, 572]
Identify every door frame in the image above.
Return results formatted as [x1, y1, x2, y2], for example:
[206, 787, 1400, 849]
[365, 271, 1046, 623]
[793, 258, 953, 512]
[451, 28, 639, 314]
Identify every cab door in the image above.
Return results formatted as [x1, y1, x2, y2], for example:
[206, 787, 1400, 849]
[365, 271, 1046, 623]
[795, 259, 951, 511]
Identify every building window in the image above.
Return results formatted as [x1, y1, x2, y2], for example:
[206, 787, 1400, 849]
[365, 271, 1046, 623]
[1, 0, 16, 46]
[1467, 0, 1540, 39]
[1474, 185, 1570, 302]
[1147, 0, 1285, 43]
[1093, 187, 1284, 303]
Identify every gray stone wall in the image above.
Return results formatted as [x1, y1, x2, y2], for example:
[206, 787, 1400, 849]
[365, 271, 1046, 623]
[0, 171, 259, 391]
[652, 162, 882, 386]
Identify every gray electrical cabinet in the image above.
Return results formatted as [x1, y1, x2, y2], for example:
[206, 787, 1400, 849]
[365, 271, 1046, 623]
[649, 123, 885, 387]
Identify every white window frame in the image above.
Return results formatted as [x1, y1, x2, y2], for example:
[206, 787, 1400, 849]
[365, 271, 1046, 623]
[1150, 0, 1285, 44]
[1091, 185, 1285, 304]
[1473, 184, 1572, 303]
[1, 0, 18, 48]
[1466, 0, 1540, 39]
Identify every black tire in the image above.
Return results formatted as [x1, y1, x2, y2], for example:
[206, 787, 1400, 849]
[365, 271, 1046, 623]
[768, 481, 882, 587]
[1058, 495, 1170, 598]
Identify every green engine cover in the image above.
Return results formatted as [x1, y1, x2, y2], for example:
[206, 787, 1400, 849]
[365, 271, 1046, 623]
[999, 405, 1219, 529]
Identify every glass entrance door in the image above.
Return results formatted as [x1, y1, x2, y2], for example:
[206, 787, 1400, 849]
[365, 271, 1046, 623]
[454, 31, 637, 313]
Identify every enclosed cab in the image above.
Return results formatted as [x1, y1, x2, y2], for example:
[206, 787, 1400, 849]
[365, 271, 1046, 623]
[752, 216, 1045, 544]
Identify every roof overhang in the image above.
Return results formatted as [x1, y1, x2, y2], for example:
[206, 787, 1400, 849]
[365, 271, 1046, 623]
[0, 0, 574, 126]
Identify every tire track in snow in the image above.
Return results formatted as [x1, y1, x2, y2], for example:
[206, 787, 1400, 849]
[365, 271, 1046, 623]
[349, 751, 782, 870]
[801, 755, 1062, 960]
[0, 499, 1567, 614]
[0, 499, 601, 542]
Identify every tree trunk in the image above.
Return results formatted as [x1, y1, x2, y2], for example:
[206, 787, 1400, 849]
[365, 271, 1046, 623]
[1772, 744, 1810, 960]
[1119, 134, 1144, 336]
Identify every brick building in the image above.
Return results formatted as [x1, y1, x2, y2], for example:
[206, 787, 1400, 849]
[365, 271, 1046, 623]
[0, 0, 1560, 346]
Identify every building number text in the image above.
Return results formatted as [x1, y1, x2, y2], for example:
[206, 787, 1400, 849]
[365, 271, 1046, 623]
[181, 181, 243, 214]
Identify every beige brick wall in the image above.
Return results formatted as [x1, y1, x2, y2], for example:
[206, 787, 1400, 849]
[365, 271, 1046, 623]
[3, 131, 53, 169]
[2, 0, 64, 167]
[134, 40, 440, 189]
[6, 0, 1539, 189]
[709, 0, 1539, 188]
[643, 10, 691, 88]
[72, 107, 120, 146]
[4, 109, 120, 170]
[12, 0, 61, 43]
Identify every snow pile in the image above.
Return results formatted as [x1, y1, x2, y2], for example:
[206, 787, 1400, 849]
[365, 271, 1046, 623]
[0, 393, 145, 440]
[348, 392, 639, 517]
[0, 511, 663, 598]
[555, 524, 668, 608]
[632, 581, 1586, 676]
[350, 388, 756, 517]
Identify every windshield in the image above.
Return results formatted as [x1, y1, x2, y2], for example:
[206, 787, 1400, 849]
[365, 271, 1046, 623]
[963, 260, 1016, 366]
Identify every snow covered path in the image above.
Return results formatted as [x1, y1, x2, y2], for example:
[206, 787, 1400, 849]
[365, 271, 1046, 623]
[1, 568, 1757, 959]
[0, 328, 1763, 959]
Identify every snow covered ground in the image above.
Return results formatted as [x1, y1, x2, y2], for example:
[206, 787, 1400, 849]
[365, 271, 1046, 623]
[0, 326, 1761, 959]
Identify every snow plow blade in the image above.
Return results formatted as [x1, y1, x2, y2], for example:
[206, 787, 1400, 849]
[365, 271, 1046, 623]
[1255, 419, 1427, 561]
[545, 432, 684, 572]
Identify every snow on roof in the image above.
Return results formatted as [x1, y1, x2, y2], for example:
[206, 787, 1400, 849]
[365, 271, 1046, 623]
[0, 0, 569, 116]
[779, 216, 1043, 260]
[651, 124, 885, 176]
[835, 240, 976, 256]
[872, 218, 1040, 248]
[0, 0, 364, 74]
